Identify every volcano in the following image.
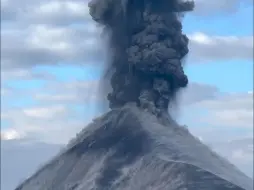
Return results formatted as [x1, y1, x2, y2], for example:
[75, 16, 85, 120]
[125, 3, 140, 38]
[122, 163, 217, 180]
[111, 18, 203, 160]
[15, 104, 253, 190]
[15, 0, 253, 189]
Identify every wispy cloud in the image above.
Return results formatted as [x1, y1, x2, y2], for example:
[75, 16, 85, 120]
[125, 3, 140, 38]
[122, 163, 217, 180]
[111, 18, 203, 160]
[189, 32, 253, 62]
[191, 92, 253, 128]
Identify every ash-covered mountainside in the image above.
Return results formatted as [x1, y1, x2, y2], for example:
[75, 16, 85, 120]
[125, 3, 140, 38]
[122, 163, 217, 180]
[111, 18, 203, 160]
[15, 104, 253, 190]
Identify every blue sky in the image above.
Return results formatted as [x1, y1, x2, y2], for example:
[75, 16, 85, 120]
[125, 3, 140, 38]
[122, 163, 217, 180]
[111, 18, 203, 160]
[182, 5, 252, 93]
[183, 4, 253, 36]
[1, 0, 253, 143]
[185, 60, 253, 92]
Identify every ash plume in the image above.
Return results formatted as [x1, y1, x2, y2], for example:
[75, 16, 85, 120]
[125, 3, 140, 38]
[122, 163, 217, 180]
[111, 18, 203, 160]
[89, 0, 194, 115]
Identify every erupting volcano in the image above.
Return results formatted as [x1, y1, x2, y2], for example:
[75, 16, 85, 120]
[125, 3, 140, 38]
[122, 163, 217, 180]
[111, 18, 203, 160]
[15, 1, 253, 190]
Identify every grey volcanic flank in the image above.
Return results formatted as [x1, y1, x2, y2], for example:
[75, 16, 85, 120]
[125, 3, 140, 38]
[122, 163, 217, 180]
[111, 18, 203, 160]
[15, 0, 253, 190]
[15, 105, 253, 190]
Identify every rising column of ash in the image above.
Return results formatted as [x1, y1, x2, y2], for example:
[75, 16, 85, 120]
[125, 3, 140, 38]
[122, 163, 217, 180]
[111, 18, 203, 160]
[89, 0, 194, 115]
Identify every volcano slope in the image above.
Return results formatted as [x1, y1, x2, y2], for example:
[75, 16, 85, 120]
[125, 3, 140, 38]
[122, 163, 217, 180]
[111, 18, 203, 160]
[15, 104, 253, 190]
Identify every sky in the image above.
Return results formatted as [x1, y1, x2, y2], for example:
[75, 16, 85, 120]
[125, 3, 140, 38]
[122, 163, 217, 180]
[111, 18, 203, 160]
[0, 0, 253, 188]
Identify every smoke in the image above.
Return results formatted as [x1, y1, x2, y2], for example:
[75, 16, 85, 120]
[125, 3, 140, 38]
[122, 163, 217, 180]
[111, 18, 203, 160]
[89, 0, 194, 116]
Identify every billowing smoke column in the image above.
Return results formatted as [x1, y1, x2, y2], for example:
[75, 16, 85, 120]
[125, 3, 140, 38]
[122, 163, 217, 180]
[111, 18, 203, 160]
[89, 0, 194, 115]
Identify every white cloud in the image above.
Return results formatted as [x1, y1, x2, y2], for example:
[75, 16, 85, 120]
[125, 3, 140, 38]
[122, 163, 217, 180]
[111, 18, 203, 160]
[33, 79, 100, 104]
[1, 78, 100, 144]
[1, 0, 103, 70]
[1, 129, 24, 140]
[1, 94, 98, 143]
[189, 32, 253, 62]
[205, 109, 253, 128]
[22, 105, 67, 119]
[1, 68, 56, 81]
[36, 1, 88, 15]
[183, 91, 253, 128]
[1, 101, 79, 143]
[178, 82, 220, 104]
[1, 113, 86, 144]
[34, 94, 77, 102]
[195, 92, 253, 110]
[1, 24, 102, 70]
[1, 0, 91, 25]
